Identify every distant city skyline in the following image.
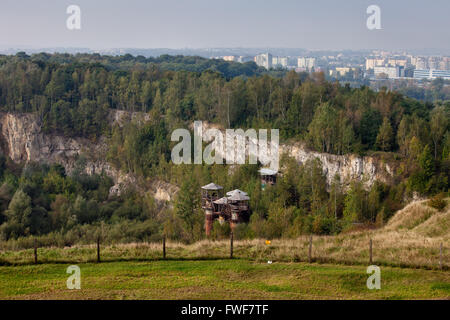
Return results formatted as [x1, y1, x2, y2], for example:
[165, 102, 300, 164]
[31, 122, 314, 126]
[0, 0, 449, 54]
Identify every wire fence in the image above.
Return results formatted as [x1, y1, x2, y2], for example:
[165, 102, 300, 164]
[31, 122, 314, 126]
[0, 234, 447, 271]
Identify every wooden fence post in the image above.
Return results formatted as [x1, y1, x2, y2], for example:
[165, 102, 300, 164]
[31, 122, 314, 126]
[369, 238, 373, 265]
[440, 243, 443, 270]
[33, 239, 38, 264]
[97, 236, 101, 263]
[308, 235, 312, 263]
[163, 236, 166, 260]
[230, 232, 234, 259]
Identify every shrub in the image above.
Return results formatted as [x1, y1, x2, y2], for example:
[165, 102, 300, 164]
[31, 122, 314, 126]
[427, 193, 448, 212]
[312, 215, 342, 235]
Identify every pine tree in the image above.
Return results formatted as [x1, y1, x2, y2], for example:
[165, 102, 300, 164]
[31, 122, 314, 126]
[376, 117, 394, 151]
[397, 115, 410, 156]
[419, 145, 435, 180]
[430, 106, 449, 159]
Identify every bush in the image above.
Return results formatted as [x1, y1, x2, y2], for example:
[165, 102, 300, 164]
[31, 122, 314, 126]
[210, 220, 231, 240]
[232, 223, 253, 240]
[312, 215, 342, 235]
[427, 193, 448, 212]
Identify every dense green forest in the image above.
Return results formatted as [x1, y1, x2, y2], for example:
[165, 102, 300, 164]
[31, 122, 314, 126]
[0, 53, 448, 246]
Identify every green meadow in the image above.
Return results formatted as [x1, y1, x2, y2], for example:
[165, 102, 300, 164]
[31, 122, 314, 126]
[0, 259, 448, 300]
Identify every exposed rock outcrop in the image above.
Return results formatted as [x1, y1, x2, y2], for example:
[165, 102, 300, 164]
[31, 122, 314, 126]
[151, 180, 179, 202]
[0, 111, 137, 196]
[280, 143, 396, 187]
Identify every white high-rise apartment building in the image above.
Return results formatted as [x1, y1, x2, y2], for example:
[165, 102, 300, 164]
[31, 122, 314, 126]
[297, 57, 316, 70]
[428, 57, 441, 70]
[272, 56, 288, 68]
[411, 57, 428, 70]
[438, 57, 450, 71]
[374, 66, 404, 78]
[254, 53, 272, 69]
[365, 58, 385, 70]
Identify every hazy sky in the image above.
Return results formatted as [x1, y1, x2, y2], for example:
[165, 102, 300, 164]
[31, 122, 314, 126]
[0, 0, 449, 52]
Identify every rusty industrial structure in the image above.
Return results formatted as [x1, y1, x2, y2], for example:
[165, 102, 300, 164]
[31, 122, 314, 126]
[259, 168, 277, 190]
[202, 168, 279, 235]
[201, 183, 250, 236]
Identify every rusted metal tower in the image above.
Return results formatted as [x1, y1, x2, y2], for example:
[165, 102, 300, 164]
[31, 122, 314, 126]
[226, 190, 250, 231]
[202, 185, 250, 236]
[201, 183, 223, 236]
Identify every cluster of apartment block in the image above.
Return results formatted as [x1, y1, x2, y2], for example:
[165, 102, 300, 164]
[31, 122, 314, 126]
[254, 53, 317, 71]
[217, 52, 450, 81]
[365, 56, 450, 80]
[221, 53, 317, 72]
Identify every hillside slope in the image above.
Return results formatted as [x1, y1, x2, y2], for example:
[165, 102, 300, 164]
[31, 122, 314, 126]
[385, 199, 449, 239]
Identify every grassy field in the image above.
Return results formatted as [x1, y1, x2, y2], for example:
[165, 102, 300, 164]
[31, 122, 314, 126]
[0, 259, 448, 300]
